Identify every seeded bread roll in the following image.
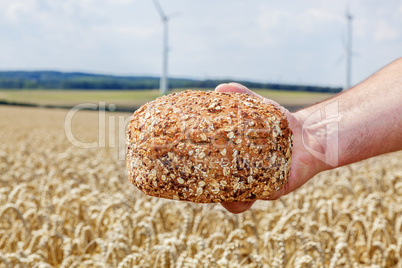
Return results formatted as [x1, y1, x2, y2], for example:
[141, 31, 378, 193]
[126, 90, 293, 203]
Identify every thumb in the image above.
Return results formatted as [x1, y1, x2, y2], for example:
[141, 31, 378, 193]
[215, 82, 261, 99]
[215, 83, 282, 108]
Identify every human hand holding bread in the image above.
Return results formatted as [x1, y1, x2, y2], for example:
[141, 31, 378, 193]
[215, 83, 321, 213]
[126, 58, 402, 214]
[218, 58, 402, 213]
[126, 81, 321, 213]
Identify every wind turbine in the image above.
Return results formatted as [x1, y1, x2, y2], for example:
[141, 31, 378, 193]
[344, 6, 353, 90]
[152, 0, 171, 96]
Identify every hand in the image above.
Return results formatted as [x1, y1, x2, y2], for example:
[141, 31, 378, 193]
[215, 83, 322, 214]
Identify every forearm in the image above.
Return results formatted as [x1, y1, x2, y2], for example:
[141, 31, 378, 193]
[294, 58, 402, 172]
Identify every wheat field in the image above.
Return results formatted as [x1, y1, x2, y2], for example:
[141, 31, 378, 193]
[0, 105, 401, 268]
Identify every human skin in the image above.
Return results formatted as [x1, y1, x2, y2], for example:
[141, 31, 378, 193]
[217, 57, 402, 214]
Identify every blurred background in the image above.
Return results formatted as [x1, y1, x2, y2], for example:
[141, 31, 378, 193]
[0, 0, 401, 110]
[1, 2, 402, 267]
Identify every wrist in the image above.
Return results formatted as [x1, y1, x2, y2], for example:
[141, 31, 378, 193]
[293, 107, 339, 174]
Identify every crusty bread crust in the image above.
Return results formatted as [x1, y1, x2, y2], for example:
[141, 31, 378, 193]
[126, 90, 293, 203]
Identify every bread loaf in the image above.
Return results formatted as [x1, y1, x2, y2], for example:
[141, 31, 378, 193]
[126, 90, 293, 203]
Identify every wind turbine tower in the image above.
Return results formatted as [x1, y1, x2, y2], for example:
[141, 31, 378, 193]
[345, 9, 353, 90]
[152, 0, 169, 95]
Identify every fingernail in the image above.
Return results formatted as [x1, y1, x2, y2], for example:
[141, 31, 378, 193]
[228, 82, 245, 89]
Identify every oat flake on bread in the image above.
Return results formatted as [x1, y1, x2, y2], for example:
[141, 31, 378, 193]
[126, 90, 293, 203]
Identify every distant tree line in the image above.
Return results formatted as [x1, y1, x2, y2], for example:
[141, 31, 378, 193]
[0, 71, 342, 93]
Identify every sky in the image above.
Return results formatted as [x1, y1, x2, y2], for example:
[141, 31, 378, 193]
[0, 0, 401, 88]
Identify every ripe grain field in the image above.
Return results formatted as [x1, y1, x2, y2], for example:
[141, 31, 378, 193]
[0, 89, 335, 112]
[0, 105, 401, 267]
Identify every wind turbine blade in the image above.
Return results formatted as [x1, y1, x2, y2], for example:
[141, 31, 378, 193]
[334, 54, 345, 67]
[152, 0, 166, 20]
[340, 32, 346, 49]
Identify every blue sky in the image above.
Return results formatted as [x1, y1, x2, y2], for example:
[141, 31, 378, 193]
[0, 0, 401, 87]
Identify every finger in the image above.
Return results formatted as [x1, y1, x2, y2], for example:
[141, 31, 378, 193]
[258, 187, 284, 201]
[215, 83, 283, 110]
[221, 201, 255, 214]
[260, 159, 311, 201]
[266, 190, 284, 200]
[265, 185, 287, 200]
[215, 83, 264, 101]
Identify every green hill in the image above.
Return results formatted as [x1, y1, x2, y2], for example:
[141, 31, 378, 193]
[0, 71, 342, 93]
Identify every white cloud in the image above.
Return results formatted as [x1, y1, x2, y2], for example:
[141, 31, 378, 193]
[257, 6, 340, 45]
[0, 0, 37, 22]
[0, 0, 401, 86]
[374, 20, 399, 42]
